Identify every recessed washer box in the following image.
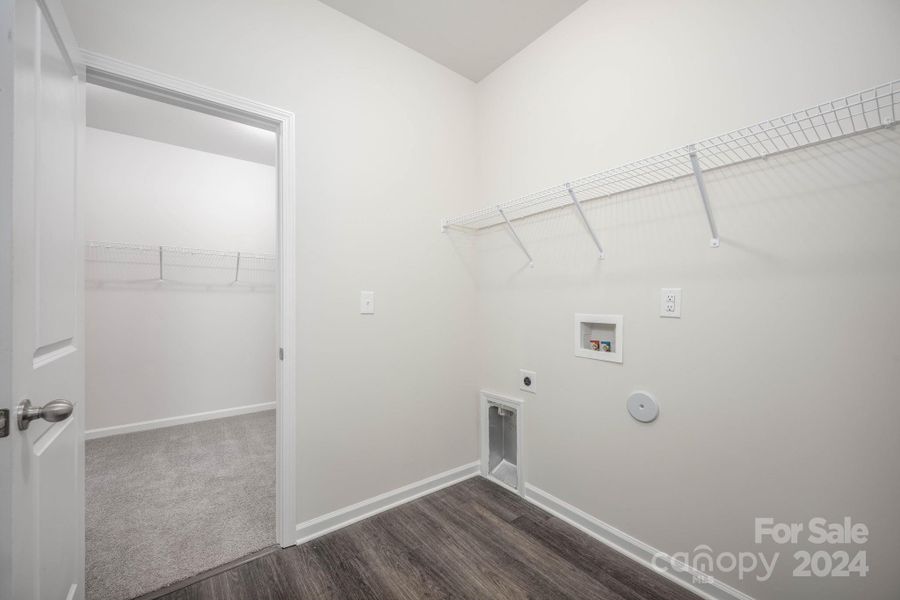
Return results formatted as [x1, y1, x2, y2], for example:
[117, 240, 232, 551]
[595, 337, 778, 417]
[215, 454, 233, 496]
[574, 313, 623, 363]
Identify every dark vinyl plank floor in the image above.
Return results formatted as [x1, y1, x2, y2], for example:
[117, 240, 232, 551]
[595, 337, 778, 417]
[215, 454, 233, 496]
[152, 477, 700, 600]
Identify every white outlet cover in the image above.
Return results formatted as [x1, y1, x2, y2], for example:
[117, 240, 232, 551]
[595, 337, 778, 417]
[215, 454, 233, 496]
[360, 290, 375, 314]
[660, 288, 681, 318]
[519, 369, 536, 394]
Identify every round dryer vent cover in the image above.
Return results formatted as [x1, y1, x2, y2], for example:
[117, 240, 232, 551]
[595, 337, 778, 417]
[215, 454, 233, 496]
[626, 391, 659, 423]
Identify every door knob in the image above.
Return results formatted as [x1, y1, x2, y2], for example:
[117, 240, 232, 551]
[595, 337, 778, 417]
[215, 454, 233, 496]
[17, 399, 74, 431]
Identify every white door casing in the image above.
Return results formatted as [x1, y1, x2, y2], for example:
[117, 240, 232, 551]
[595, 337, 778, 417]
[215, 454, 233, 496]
[1, 0, 85, 599]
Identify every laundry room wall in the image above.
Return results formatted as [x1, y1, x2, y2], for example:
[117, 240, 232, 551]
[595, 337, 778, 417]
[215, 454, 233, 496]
[84, 127, 278, 434]
[64, 0, 482, 524]
[470, 1, 900, 599]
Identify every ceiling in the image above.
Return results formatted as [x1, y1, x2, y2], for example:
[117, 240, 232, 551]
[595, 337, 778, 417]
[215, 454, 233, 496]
[318, 0, 587, 82]
[86, 84, 277, 166]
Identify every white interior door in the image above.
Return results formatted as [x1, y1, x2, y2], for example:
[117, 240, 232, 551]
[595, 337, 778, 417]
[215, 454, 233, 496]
[0, 0, 85, 599]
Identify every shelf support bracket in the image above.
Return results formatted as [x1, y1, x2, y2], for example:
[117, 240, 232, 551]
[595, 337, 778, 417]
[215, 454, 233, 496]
[233, 251, 241, 283]
[158, 245, 164, 281]
[565, 183, 605, 259]
[497, 206, 534, 268]
[688, 147, 720, 248]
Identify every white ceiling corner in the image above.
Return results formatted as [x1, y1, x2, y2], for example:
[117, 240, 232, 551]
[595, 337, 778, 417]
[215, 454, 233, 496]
[318, 0, 587, 81]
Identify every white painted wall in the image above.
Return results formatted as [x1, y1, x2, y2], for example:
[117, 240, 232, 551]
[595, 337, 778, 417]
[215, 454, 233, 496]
[471, 1, 900, 599]
[84, 127, 277, 431]
[87, 83, 277, 166]
[64, 1, 900, 598]
[63, 0, 480, 521]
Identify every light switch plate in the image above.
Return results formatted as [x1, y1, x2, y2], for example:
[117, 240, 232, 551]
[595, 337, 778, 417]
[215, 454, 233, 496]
[660, 288, 681, 318]
[360, 291, 375, 314]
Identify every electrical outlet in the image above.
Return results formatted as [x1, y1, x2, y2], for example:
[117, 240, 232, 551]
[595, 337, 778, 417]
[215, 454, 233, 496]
[519, 369, 536, 394]
[660, 288, 681, 318]
[360, 291, 375, 314]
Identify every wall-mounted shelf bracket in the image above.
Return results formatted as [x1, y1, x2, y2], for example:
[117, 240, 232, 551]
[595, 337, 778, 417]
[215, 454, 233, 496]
[158, 245, 164, 280]
[687, 146, 720, 248]
[886, 83, 897, 127]
[497, 206, 534, 268]
[233, 251, 241, 283]
[565, 183, 605, 259]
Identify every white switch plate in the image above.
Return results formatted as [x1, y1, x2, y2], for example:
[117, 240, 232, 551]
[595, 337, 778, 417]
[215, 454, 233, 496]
[519, 369, 536, 394]
[360, 291, 375, 314]
[660, 288, 681, 318]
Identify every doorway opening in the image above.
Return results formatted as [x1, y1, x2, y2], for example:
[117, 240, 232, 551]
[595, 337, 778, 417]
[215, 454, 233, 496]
[80, 55, 296, 600]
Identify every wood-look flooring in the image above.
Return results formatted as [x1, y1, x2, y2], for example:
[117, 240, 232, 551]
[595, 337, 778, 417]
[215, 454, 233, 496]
[152, 477, 700, 600]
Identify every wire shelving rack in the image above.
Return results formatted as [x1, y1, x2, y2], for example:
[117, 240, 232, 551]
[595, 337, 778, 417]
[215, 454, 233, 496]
[86, 241, 276, 286]
[441, 79, 899, 265]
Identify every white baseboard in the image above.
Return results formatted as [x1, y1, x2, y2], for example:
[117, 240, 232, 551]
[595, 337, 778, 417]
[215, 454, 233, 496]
[295, 461, 480, 545]
[524, 484, 755, 600]
[84, 402, 275, 440]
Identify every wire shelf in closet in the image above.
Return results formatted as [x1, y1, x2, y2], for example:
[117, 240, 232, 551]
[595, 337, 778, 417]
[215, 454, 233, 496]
[442, 79, 899, 262]
[86, 241, 276, 286]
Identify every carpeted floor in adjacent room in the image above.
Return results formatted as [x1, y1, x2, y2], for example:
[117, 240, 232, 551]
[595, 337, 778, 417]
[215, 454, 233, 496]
[85, 410, 276, 600]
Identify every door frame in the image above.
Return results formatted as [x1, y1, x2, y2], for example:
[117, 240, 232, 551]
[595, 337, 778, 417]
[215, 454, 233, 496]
[81, 51, 298, 547]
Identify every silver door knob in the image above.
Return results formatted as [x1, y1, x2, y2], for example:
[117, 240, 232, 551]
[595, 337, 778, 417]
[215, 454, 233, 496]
[17, 399, 74, 431]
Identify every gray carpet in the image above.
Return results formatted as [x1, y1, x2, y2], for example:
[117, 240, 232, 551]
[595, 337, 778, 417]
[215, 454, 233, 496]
[86, 411, 276, 600]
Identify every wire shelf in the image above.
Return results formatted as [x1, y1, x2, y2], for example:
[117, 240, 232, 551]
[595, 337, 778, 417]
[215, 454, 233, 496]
[86, 241, 276, 286]
[443, 80, 899, 233]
